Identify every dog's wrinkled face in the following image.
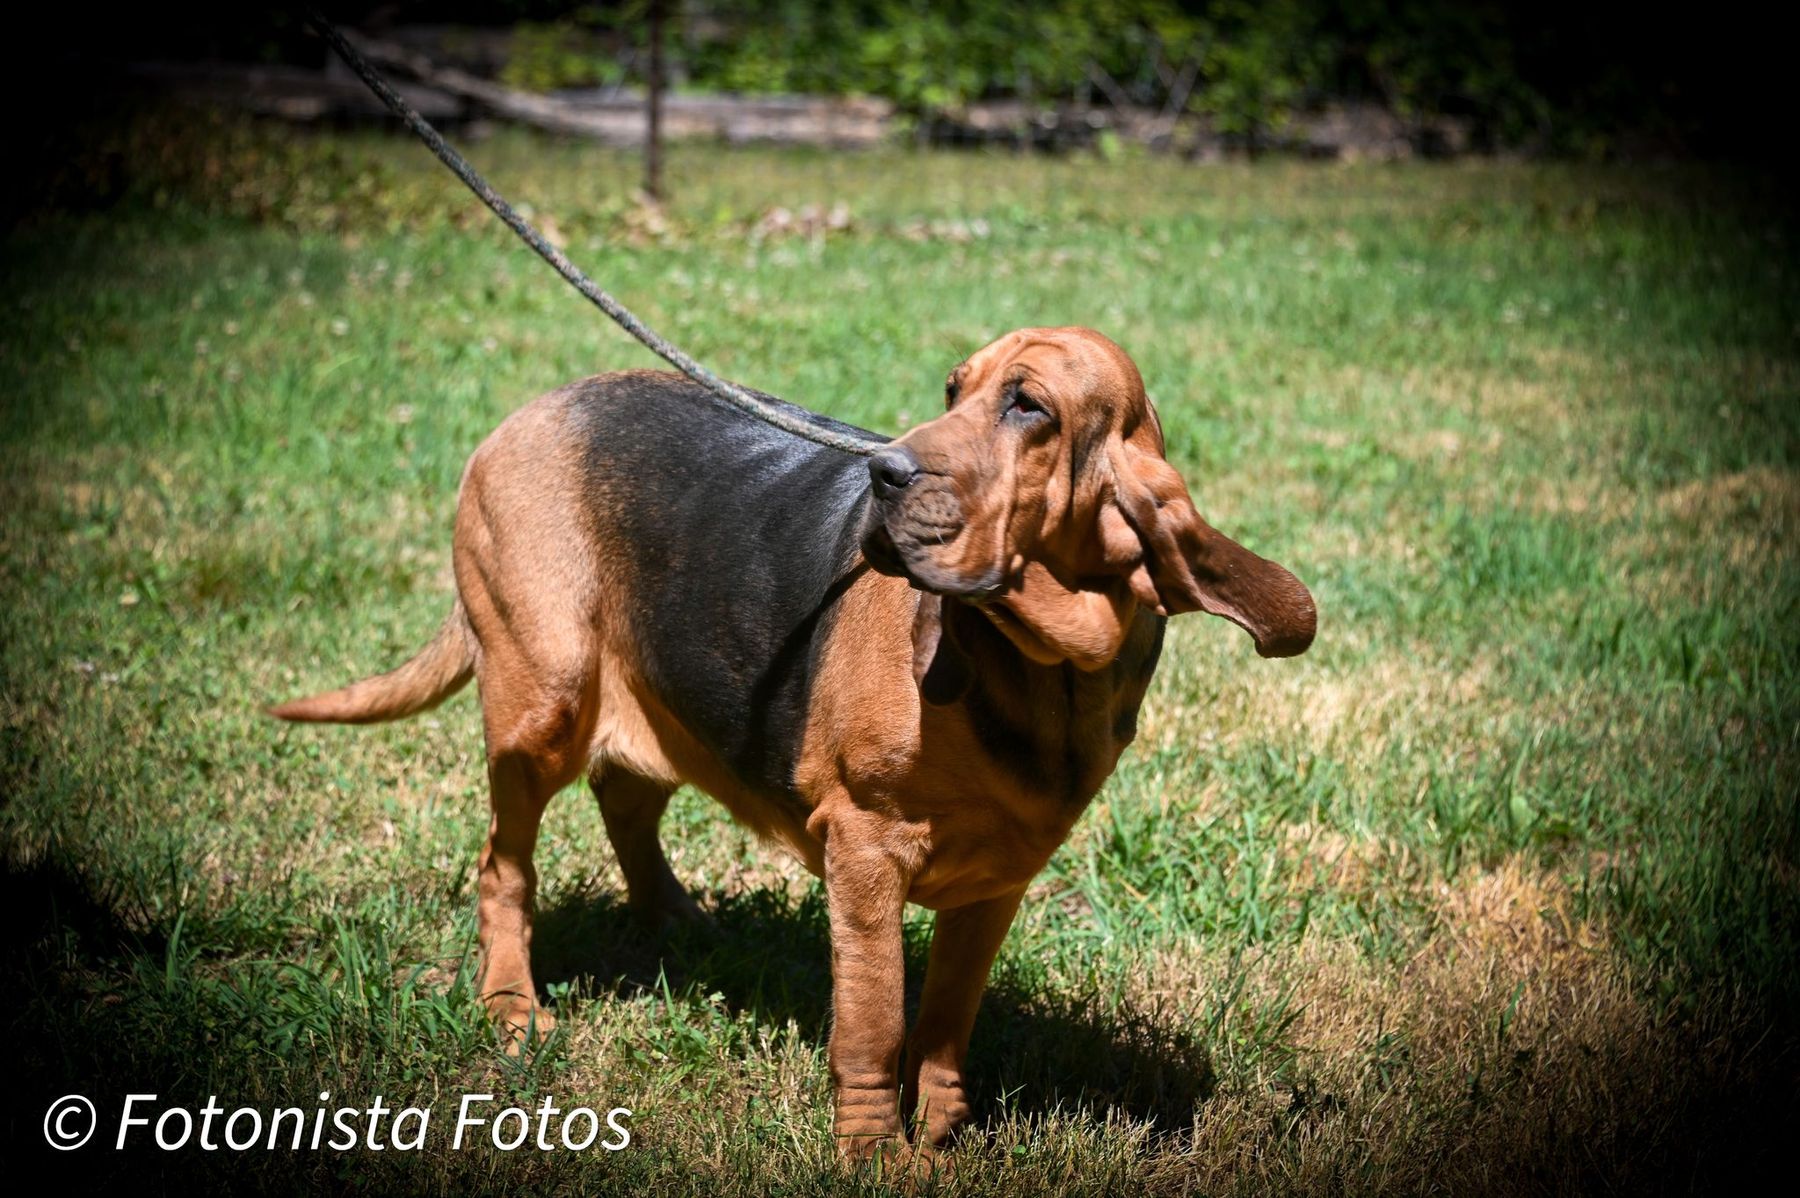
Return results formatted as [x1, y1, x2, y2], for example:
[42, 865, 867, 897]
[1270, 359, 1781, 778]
[863, 327, 1316, 670]
[863, 327, 1130, 601]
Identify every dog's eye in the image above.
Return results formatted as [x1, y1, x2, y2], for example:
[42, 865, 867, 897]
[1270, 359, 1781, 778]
[1004, 387, 1051, 425]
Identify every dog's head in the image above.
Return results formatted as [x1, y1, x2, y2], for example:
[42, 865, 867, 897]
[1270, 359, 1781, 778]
[862, 327, 1315, 676]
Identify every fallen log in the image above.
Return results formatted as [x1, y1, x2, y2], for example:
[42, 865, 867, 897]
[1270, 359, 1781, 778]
[340, 29, 624, 138]
[339, 28, 889, 148]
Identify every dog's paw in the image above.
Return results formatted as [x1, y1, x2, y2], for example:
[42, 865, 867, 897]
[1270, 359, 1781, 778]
[633, 885, 712, 934]
[483, 990, 555, 1053]
[844, 1139, 953, 1193]
[663, 887, 712, 925]
[895, 1141, 955, 1184]
[837, 1129, 906, 1167]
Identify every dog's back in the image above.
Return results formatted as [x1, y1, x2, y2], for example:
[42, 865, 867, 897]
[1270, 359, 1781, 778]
[566, 371, 882, 798]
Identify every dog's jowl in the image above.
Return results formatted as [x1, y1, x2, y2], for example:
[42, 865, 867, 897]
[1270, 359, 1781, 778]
[273, 327, 1315, 1161]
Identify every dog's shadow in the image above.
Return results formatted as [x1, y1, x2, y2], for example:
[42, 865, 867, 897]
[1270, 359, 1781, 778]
[533, 883, 1215, 1133]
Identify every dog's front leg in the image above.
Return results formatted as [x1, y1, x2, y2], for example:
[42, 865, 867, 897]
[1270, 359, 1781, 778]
[902, 888, 1025, 1150]
[821, 825, 911, 1161]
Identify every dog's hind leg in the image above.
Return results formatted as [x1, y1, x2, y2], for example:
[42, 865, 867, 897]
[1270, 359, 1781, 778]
[453, 392, 609, 1043]
[472, 650, 598, 1044]
[589, 765, 705, 928]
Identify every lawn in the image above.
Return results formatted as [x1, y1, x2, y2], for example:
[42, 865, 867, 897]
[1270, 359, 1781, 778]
[3, 118, 1796, 1194]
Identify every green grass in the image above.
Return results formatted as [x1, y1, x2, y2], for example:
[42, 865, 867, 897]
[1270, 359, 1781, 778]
[3, 117, 1797, 1194]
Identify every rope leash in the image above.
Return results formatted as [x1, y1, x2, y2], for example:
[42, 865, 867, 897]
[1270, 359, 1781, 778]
[304, 9, 878, 457]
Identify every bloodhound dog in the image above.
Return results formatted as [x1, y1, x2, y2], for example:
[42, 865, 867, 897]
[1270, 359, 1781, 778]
[272, 326, 1315, 1160]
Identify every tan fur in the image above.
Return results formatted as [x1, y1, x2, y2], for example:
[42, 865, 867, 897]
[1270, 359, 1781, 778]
[266, 605, 473, 723]
[272, 330, 1313, 1165]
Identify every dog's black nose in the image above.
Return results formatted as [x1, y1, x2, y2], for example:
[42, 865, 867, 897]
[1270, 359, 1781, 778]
[869, 446, 921, 494]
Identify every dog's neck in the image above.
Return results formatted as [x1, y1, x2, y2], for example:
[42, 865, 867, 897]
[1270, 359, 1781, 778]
[977, 565, 1139, 672]
[924, 594, 1164, 808]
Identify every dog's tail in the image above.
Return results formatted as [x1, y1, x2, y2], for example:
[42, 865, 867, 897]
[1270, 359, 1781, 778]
[269, 602, 475, 725]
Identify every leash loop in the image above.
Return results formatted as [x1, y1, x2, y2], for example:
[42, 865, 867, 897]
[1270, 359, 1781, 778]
[305, 9, 878, 457]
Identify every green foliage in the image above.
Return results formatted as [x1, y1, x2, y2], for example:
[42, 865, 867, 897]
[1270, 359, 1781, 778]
[672, 0, 1444, 147]
[683, 0, 1207, 112]
[667, 0, 1742, 153]
[1188, 0, 1319, 140]
[501, 18, 628, 92]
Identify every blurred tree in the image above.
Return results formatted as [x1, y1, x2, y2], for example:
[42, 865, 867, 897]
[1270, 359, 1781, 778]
[647, 0, 666, 199]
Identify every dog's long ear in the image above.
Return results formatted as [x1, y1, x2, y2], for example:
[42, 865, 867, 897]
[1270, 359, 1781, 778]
[1101, 438, 1316, 658]
[912, 591, 972, 705]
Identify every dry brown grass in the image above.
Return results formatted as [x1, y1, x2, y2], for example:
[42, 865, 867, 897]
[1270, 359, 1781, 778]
[1092, 858, 1795, 1196]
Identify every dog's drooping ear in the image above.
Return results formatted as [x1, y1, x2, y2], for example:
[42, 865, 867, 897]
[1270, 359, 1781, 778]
[1102, 442, 1316, 658]
[912, 591, 972, 705]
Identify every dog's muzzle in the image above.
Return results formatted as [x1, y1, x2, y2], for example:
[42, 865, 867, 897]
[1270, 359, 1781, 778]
[868, 445, 921, 502]
[861, 450, 1002, 601]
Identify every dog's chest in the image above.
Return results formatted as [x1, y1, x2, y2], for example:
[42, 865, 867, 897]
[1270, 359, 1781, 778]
[949, 604, 1165, 804]
[893, 611, 1166, 907]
